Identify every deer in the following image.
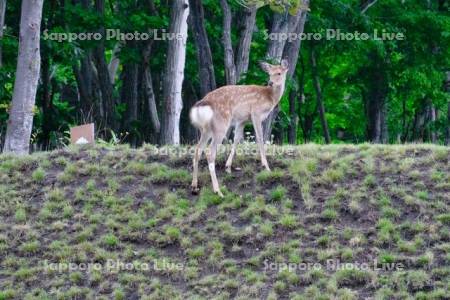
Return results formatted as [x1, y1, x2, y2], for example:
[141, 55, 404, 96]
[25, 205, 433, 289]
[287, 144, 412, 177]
[190, 59, 289, 197]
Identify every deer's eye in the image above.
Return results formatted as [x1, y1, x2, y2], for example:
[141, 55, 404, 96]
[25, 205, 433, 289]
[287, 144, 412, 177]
[277, 73, 281, 75]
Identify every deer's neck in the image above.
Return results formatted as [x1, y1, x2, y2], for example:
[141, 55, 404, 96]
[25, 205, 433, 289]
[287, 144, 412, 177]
[269, 81, 286, 105]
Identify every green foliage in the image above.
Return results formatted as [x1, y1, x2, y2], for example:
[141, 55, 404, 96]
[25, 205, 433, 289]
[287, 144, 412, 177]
[31, 168, 46, 182]
[269, 185, 287, 201]
[102, 233, 119, 248]
[335, 269, 372, 287]
[256, 169, 284, 183]
[15, 207, 27, 223]
[0, 0, 448, 148]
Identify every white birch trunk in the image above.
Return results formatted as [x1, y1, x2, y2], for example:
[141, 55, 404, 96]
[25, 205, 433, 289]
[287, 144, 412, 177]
[161, 0, 189, 145]
[3, 0, 43, 154]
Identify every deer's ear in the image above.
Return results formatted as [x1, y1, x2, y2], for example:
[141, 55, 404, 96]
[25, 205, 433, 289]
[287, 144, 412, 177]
[281, 59, 289, 70]
[259, 61, 272, 73]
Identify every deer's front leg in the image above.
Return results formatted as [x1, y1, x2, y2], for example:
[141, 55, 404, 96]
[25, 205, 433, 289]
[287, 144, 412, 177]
[252, 115, 271, 172]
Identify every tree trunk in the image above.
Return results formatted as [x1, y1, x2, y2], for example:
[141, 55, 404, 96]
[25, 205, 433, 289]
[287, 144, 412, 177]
[0, 0, 6, 67]
[265, 13, 289, 61]
[429, 105, 437, 143]
[310, 48, 331, 144]
[120, 63, 139, 144]
[220, 0, 236, 85]
[146, 0, 157, 14]
[92, 0, 115, 131]
[142, 41, 160, 135]
[282, 7, 308, 79]
[359, 1, 389, 144]
[3, 0, 44, 154]
[287, 87, 298, 144]
[446, 100, 450, 146]
[73, 52, 97, 120]
[108, 42, 122, 85]
[40, 0, 57, 150]
[265, 6, 304, 61]
[297, 54, 308, 142]
[263, 2, 309, 141]
[365, 65, 388, 143]
[401, 96, 407, 142]
[189, 0, 216, 97]
[41, 47, 54, 150]
[380, 100, 388, 143]
[144, 67, 160, 134]
[235, 5, 257, 80]
[367, 94, 381, 143]
[93, 44, 114, 129]
[412, 103, 428, 142]
[71, 0, 98, 123]
[161, 0, 189, 145]
[139, 0, 160, 141]
[181, 79, 199, 143]
[283, 7, 308, 144]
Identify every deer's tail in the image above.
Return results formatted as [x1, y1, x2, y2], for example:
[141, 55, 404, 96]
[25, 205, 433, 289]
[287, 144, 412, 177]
[190, 104, 213, 130]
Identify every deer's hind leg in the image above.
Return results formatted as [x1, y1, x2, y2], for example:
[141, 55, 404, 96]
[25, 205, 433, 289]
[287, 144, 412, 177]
[225, 122, 244, 173]
[207, 130, 227, 197]
[191, 130, 211, 194]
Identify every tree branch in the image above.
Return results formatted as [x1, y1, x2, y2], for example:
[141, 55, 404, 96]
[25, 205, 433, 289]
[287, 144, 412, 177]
[360, 0, 378, 14]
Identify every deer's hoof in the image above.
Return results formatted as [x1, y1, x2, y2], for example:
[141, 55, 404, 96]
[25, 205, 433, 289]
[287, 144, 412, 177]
[191, 186, 200, 195]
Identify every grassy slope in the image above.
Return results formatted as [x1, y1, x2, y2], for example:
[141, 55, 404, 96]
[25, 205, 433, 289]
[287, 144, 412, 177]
[0, 144, 449, 300]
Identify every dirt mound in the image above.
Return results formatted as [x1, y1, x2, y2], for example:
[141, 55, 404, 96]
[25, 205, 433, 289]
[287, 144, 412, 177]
[0, 144, 448, 299]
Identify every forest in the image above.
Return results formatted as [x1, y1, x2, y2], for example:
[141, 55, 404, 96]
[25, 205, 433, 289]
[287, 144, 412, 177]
[0, 0, 449, 151]
[0, 1, 450, 298]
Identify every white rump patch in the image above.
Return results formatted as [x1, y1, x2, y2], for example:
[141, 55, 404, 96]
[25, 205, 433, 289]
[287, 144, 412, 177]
[190, 105, 214, 129]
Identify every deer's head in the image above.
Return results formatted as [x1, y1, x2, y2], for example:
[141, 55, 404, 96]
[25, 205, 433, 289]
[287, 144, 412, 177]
[260, 59, 289, 87]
